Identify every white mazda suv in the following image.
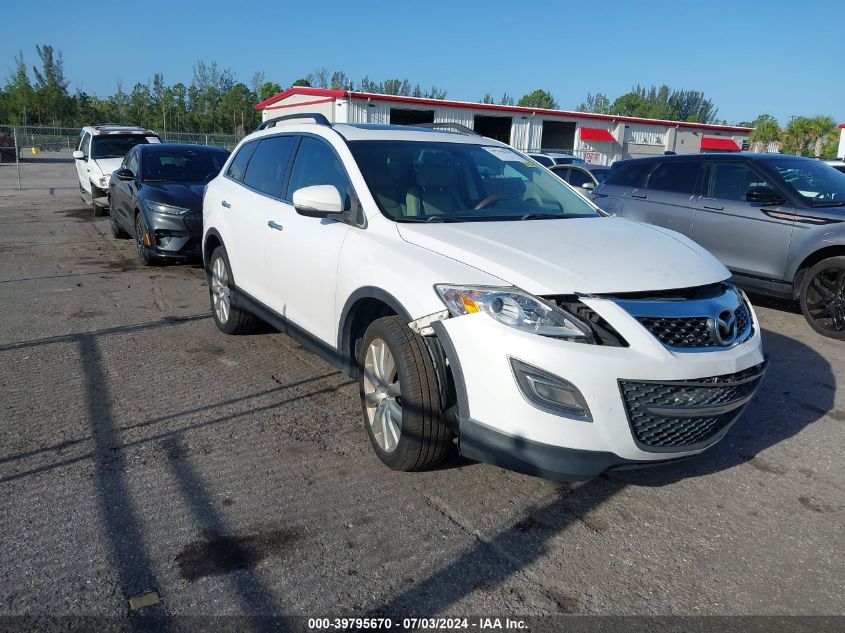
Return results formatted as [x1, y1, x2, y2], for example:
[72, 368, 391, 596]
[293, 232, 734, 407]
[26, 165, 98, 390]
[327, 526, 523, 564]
[201, 114, 766, 480]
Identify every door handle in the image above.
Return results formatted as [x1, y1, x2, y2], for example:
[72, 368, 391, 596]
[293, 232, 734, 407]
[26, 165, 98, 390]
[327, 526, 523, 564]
[267, 220, 283, 231]
[221, 200, 231, 209]
[631, 192, 647, 199]
[702, 204, 724, 210]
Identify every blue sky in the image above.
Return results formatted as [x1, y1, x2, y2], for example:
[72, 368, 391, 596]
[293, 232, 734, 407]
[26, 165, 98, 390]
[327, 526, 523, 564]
[3, 0, 843, 125]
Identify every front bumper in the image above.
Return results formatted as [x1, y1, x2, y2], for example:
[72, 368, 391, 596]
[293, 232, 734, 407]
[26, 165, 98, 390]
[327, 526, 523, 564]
[145, 210, 203, 260]
[433, 295, 766, 480]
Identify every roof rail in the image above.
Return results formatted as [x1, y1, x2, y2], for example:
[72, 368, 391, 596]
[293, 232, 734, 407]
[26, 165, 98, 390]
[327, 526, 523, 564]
[416, 122, 480, 136]
[256, 113, 331, 131]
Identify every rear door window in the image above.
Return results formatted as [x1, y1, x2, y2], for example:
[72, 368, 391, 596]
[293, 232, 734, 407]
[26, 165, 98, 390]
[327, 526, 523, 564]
[242, 135, 298, 198]
[646, 162, 702, 194]
[604, 161, 653, 188]
[226, 140, 259, 182]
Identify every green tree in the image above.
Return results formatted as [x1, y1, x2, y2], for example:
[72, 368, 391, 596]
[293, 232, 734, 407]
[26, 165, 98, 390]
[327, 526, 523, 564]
[517, 89, 557, 109]
[577, 92, 610, 114]
[807, 115, 837, 158]
[748, 115, 781, 152]
[499, 93, 514, 106]
[258, 82, 281, 101]
[480, 93, 494, 104]
[610, 91, 647, 117]
[32, 44, 71, 125]
[781, 117, 813, 155]
[4, 51, 33, 124]
[219, 82, 257, 134]
[292, 78, 311, 87]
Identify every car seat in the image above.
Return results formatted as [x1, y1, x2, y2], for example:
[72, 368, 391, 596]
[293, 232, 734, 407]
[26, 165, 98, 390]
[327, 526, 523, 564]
[406, 159, 462, 216]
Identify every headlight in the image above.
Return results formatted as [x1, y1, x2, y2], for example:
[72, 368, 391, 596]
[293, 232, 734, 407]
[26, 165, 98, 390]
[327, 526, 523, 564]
[98, 176, 109, 188]
[144, 200, 189, 215]
[434, 285, 593, 342]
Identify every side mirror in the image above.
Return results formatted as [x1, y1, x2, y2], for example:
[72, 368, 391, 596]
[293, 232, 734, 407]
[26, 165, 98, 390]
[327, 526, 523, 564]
[293, 185, 344, 218]
[73, 150, 85, 160]
[746, 186, 785, 206]
[580, 181, 595, 191]
[114, 168, 135, 181]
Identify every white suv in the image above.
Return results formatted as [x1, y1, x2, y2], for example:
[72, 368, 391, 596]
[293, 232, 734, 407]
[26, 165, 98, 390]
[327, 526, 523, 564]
[73, 125, 160, 216]
[202, 114, 766, 480]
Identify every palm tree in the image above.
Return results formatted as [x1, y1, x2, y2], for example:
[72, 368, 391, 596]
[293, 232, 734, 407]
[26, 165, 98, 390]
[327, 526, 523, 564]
[808, 115, 837, 158]
[749, 119, 781, 153]
[781, 117, 813, 155]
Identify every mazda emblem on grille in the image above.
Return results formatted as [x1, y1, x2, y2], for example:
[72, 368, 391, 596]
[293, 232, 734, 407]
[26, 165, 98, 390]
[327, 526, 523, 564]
[711, 309, 738, 345]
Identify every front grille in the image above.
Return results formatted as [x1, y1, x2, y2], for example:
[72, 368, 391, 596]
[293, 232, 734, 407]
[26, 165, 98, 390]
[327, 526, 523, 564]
[637, 302, 753, 349]
[184, 213, 202, 234]
[619, 363, 766, 451]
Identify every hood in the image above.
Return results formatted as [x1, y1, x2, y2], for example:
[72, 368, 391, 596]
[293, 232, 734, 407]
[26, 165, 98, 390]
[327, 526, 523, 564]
[140, 182, 206, 213]
[397, 216, 729, 295]
[92, 158, 123, 175]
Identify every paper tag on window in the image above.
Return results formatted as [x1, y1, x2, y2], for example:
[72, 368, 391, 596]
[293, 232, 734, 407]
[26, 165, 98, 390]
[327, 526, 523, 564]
[146, 137, 161, 143]
[482, 146, 528, 163]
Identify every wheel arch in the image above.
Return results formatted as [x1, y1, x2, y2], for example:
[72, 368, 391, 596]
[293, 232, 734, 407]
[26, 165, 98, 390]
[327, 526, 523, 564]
[203, 228, 224, 272]
[792, 244, 845, 297]
[337, 288, 412, 377]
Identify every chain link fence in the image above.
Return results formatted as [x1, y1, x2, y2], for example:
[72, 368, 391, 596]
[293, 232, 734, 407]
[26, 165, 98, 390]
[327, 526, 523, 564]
[0, 125, 244, 190]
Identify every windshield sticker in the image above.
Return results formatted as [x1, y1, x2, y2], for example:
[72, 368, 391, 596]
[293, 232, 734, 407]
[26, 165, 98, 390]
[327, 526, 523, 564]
[483, 146, 530, 164]
[146, 137, 161, 143]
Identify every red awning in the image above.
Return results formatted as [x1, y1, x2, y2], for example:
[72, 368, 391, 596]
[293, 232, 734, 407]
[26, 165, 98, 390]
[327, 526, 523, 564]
[579, 127, 616, 142]
[700, 136, 741, 151]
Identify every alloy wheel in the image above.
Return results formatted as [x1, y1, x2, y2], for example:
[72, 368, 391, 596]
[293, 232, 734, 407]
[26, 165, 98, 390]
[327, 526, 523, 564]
[805, 267, 845, 333]
[211, 256, 231, 324]
[363, 338, 402, 453]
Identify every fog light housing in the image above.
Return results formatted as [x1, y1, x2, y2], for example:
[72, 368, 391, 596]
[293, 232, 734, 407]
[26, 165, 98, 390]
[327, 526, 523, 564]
[510, 358, 592, 421]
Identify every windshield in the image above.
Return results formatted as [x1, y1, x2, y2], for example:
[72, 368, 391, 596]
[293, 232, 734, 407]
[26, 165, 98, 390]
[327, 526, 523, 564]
[142, 148, 228, 182]
[768, 158, 845, 207]
[91, 134, 153, 159]
[350, 141, 601, 222]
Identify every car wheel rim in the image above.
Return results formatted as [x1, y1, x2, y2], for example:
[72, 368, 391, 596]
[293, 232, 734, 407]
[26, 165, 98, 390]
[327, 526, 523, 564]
[806, 267, 845, 332]
[135, 219, 146, 260]
[211, 257, 231, 324]
[363, 338, 402, 453]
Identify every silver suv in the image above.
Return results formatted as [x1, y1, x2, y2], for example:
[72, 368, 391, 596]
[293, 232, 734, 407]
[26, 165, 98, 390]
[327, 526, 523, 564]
[592, 153, 845, 339]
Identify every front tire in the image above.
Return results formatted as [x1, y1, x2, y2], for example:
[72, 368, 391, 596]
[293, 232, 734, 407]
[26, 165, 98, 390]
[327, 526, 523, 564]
[208, 246, 257, 335]
[800, 256, 845, 339]
[91, 184, 107, 217]
[109, 198, 129, 238]
[359, 316, 451, 471]
[135, 213, 158, 266]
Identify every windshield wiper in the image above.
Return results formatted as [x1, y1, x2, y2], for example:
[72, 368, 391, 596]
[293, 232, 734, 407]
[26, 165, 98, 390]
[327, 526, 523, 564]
[811, 201, 845, 208]
[519, 213, 568, 220]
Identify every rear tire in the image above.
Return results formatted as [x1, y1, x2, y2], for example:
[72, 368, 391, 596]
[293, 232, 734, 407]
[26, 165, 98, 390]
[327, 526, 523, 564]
[208, 246, 257, 335]
[800, 256, 845, 340]
[359, 316, 451, 471]
[91, 184, 107, 217]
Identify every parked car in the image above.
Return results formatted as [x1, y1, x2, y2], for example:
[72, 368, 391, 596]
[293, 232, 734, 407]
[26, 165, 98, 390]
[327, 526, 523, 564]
[0, 133, 18, 163]
[108, 143, 228, 265]
[592, 153, 845, 338]
[825, 159, 845, 175]
[527, 152, 587, 167]
[74, 125, 161, 216]
[201, 114, 765, 481]
[549, 163, 611, 194]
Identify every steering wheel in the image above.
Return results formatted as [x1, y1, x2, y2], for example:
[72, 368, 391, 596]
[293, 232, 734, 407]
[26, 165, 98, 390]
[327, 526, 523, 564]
[473, 194, 514, 210]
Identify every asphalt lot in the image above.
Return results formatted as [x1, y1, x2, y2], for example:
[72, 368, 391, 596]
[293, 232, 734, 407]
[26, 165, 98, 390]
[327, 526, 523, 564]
[0, 160, 843, 622]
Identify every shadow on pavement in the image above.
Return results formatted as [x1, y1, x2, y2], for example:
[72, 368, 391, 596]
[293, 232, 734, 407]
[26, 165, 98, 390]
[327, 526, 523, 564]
[367, 327, 835, 616]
